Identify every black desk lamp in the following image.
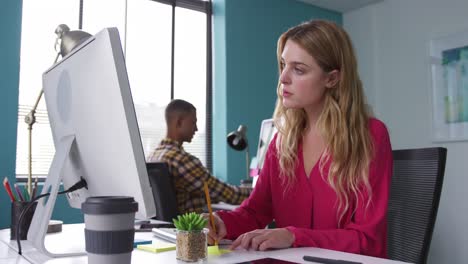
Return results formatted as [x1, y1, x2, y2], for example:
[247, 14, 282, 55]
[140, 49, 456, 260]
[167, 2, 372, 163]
[227, 125, 251, 185]
[24, 24, 91, 194]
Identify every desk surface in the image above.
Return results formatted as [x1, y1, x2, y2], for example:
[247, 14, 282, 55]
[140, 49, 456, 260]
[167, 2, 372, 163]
[1, 224, 410, 264]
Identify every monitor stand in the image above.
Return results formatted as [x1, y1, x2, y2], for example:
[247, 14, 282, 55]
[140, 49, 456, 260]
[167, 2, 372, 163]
[25, 135, 86, 258]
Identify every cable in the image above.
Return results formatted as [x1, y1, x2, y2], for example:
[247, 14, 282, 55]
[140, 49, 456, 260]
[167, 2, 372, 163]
[16, 178, 88, 255]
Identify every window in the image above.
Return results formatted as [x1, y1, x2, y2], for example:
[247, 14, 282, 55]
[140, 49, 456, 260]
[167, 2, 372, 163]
[174, 6, 208, 161]
[16, 0, 212, 181]
[16, 0, 80, 180]
[126, 0, 173, 158]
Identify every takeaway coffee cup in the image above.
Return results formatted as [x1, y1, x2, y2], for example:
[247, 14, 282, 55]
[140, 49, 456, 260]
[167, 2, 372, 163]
[82, 196, 138, 264]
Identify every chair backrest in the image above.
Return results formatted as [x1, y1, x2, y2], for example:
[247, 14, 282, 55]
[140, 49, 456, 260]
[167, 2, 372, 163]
[146, 162, 179, 222]
[387, 147, 447, 264]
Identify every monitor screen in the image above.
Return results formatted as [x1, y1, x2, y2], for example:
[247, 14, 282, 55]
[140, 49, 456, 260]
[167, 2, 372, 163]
[42, 27, 156, 219]
[255, 119, 276, 170]
[253, 119, 276, 188]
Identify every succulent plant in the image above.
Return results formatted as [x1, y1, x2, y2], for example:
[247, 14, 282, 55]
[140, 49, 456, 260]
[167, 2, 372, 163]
[173, 212, 207, 231]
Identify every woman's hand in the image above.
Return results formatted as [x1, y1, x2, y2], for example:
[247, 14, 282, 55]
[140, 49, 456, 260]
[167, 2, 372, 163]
[230, 228, 295, 251]
[202, 213, 227, 245]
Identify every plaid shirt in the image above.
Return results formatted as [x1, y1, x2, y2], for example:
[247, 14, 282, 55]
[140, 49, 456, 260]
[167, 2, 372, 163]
[148, 138, 251, 213]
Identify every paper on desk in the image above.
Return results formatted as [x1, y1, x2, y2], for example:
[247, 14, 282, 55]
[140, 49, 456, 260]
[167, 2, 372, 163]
[137, 241, 176, 253]
[208, 245, 231, 256]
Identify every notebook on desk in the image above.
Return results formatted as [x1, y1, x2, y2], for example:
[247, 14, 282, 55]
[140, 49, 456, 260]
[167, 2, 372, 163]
[152, 228, 177, 243]
[152, 228, 232, 245]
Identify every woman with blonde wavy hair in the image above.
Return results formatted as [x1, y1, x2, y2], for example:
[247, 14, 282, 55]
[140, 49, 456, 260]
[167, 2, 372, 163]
[206, 20, 392, 258]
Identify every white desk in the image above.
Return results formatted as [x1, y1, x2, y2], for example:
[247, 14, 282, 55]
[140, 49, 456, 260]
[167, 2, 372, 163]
[1, 224, 410, 264]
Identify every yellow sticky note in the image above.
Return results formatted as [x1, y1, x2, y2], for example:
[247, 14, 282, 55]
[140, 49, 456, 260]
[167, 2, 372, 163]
[137, 241, 176, 253]
[208, 245, 231, 256]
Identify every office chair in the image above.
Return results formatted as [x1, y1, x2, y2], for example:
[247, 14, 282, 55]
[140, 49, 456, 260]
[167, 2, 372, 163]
[146, 162, 179, 222]
[387, 147, 447, 264]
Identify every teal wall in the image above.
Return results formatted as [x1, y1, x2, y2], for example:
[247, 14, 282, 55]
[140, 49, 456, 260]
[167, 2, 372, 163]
[0, 0, 23, 229]
[212, 0, 229, 182]
[0, 0, 82, 229]
[212, 0, 342, 184]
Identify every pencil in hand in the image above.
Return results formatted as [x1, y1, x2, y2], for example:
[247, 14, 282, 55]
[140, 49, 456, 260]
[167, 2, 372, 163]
[3, 177, 16, 202]
[203, 181, 218, 247]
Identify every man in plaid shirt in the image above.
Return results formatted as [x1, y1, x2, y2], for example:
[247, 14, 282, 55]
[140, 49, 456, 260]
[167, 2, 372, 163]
[148, 99, 251, 213]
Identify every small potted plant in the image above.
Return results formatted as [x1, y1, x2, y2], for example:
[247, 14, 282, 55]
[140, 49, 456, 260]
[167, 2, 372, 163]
[173, 212, 208, 262]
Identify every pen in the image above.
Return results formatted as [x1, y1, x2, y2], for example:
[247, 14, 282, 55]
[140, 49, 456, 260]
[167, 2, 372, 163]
[14, 184, 25, 202]
[203, 181, 218, 246]
[303, 255, 363, 264]
[23, 187, 30, 202]
[3, 177, 16, 202]
[31, 177, 38, 200]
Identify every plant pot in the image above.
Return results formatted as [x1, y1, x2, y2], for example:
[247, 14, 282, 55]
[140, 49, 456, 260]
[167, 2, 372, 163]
[176, 228, 208, 262]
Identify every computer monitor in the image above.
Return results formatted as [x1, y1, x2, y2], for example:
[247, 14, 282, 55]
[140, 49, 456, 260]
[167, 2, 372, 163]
[252, 119, 276, 188]
[26, 27, 156, 257]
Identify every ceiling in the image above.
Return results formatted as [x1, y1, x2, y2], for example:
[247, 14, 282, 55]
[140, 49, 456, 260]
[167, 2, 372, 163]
[297, 0, 383, 13]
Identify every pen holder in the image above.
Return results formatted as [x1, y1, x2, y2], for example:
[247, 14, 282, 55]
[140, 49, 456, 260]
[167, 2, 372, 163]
[10, 201, 38, 240]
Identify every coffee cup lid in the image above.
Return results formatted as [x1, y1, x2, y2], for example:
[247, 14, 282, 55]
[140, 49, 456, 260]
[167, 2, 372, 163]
[81, 196, 138, 215]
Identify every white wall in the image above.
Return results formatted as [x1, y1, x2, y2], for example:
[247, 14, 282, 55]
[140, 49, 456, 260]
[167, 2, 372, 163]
[344, 0, 468, 263]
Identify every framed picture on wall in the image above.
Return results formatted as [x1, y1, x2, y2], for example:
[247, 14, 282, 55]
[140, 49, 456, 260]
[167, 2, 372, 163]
[430, 29, 468, 142]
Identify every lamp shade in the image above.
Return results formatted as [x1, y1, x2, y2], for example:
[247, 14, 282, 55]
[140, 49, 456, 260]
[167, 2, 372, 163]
[55, 24, 92, 57]
[227, 125, 248, 151]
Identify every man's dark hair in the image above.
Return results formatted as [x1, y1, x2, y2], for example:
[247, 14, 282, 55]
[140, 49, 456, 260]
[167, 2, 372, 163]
[165, 99, 196, 124]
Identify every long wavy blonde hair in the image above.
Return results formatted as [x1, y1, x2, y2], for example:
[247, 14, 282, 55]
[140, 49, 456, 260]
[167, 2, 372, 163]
[273, 20, 374, 222]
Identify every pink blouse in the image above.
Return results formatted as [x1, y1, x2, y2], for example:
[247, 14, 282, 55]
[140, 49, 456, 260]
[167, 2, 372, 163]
[217, 118, 392, 258]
